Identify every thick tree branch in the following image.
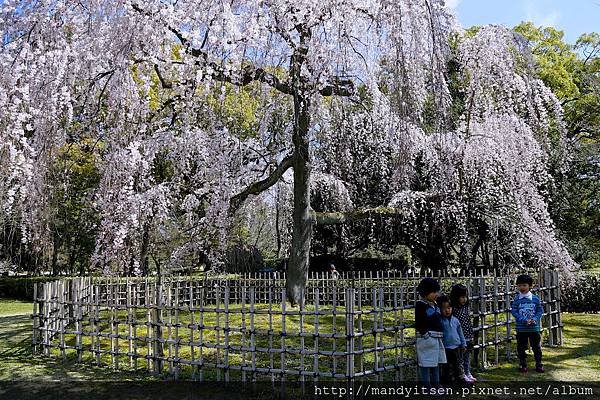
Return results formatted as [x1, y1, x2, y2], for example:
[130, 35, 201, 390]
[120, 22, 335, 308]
[318, 76, 355, 97]
[228, 155, 295, 215]
[153, 6, 293, 94]
[153, 64, 173, 89]
[312, 207, 409, 225]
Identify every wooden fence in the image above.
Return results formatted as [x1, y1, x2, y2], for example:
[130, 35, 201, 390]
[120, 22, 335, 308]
[31, 268, 562, 381]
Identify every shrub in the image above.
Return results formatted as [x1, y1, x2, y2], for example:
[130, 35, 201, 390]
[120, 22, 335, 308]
[0, 277, 60, 300]
[560, 271, 600, 313]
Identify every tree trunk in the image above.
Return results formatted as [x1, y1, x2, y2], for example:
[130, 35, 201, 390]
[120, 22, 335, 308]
[285, 28, 314, 307]
[286, 92, 312, 307]
[275, 186, 282, 259]
[67, 246, 76, 275]
[51, 230, 60, 276]
[139, 221, 151, 275]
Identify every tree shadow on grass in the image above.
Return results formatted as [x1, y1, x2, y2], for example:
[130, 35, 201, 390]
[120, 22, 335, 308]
[0, 315, 31, 346]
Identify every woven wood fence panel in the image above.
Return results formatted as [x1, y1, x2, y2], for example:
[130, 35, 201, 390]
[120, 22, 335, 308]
[32, 269, 562, 381]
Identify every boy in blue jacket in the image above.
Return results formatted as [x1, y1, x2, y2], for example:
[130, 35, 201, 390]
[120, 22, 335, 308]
[437, 295, 467, 385]
[511, 274, 544, 373]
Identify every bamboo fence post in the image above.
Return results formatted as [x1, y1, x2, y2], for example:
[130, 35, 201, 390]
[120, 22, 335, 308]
[44, 282, 55, 356]
[145, 278, 152, 372]
[199, 285, 205, 382]
[392, 286, 399, 381]
[313, 287, 320, 381]
[547, 270, 555, 345]
[189, 282, 196, 381]
[59, 280, 66, 359]
[239, 286, 246, 382]
[332, 286, 337, 376]
[373, 288, 383, 381]
[94, 284, 101, 366]
[111, 276, 118, 369]
[42, 282, 49, 357]
[505, 275, 512, 361]
[471, 277, 480, 370]
[174, 282, 180, 379]
[493, 275, 499, 365]
[280, 287, 287, 383]
[357, 286, 364, 375]
[554, 270, 563, 345]
[215, 285, 222, 381]
[75, 278, 83, 363]
[479, 276, 487, 369]
[538, 268, 546, 339]
[543, 269, 552, 345]
[52, 281, 57, 352]
[32, 283, 38, 354]
[167, 284, 173, 375]
[549, 269, 558, 346]
[399, 285, 405, 381]
[345, 288, 355, 381]
[224, 286, 230, 382]
[299, 291, 305, 382]
[250, 287, 258, 382]
[152, 278, 164, 374]
[268, 285, 274, 381]
[126, 278, 133, 368]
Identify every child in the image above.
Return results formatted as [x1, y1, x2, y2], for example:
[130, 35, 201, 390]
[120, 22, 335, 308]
[437, 295, 467, 386]
[450, 283, 477, 383]
[511, 274, 544, 373]
[415, 277, 446, 388]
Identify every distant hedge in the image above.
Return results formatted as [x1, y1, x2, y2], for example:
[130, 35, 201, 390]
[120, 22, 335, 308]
[560, 272, 600, 313]
[0, 277, 59, 300]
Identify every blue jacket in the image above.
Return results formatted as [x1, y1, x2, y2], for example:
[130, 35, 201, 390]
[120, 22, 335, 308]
[440, 315, 466, 349]
[511, 292, 543, 332]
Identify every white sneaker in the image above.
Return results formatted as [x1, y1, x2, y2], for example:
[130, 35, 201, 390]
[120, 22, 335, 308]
[467, 373, 478, 382]
[463, 375, 475, 384]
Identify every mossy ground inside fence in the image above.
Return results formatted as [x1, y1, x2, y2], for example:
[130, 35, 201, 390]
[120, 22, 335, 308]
[38, 304, 419, 380]
[35, 302, 552, 380]
[3, 298, 599, 383]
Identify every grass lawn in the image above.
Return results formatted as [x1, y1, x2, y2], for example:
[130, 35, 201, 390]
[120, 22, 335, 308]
[477, 312, 600, 382]
[1, 299, 599, 383]
[0, 299, 157, 382]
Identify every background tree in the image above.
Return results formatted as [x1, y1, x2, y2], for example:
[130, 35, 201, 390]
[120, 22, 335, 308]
[514, 22, 600, 269]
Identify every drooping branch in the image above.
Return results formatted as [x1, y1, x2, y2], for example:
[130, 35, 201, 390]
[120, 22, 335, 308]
[228, 155, 295, 215]
[312, 207, 409, 225]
